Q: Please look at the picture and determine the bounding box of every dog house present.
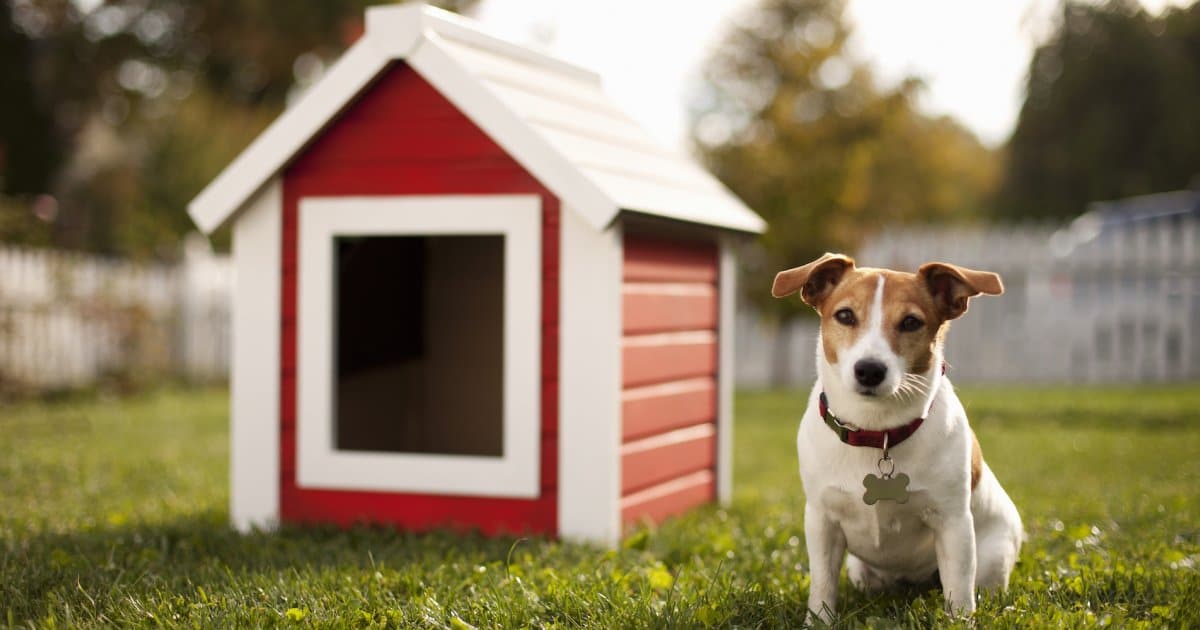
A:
[188,5,764,545]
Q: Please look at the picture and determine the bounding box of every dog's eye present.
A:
[834,308,856,326]
[898,315,924,332]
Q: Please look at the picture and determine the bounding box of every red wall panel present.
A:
[623,237,720,283]
[621,425,716,494]
[622,286,718,334]
[622,377,716,441]
[621,470,716,525]
[620,235,720,529]
[279,62,559,536]
[622,334,717,388]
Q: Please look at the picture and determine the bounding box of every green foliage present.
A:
[133,89,278,254]
[692,0,998,323]
[3,385,1199,627]
[0,196,54,247]
[2,0,477,258]
[995,1,1200,219]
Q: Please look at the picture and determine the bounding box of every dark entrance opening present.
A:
[333,234,504,456]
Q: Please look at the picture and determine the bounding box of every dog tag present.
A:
[862,472,910,505]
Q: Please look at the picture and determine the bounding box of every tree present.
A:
[691,0,997,331]
[0,1,61,195]
[994,1,1200,220]
[1,0,476,257]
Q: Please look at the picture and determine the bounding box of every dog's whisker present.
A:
[903,373,931,388]
[903,374,931,391]
[895,381,928,399]
[892,381,925,402]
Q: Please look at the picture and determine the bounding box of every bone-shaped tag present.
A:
[862,472,910,505]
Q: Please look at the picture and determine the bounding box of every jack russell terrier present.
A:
[771,253,1023,619]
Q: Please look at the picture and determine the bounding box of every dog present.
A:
[771,253,1023,619]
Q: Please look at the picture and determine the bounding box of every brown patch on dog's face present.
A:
[879,270,944,375]
[815,269,880,365]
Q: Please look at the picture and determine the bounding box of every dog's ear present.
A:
[772,253,855,308]
[918,262,1003,320]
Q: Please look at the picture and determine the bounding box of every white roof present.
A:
[188,4,764,235]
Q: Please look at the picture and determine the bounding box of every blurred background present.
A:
[0,0,1197,395]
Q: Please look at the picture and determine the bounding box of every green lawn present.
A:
[2,386,1199,627]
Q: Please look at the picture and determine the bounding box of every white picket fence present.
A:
[736,214,1200,387]
[4,214,1196,390]
[0,236,232,390]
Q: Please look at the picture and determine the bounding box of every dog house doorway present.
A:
[295,195,543,497]
[334,234,504,456]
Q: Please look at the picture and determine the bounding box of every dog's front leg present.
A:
[934,513,978,616]
[804,502,846,622]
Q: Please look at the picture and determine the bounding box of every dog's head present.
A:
[772,253,1002,400]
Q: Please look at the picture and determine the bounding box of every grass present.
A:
[2,385,1199,627]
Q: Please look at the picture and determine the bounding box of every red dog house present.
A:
[188,5,763,545]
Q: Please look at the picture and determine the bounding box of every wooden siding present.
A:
[623,284,718,334]
[622,331,717,388]
[621,234,719,528]
[622,377,716,441]
[279,62,559,535]
[620,470,716,525]
[621,424,716,494]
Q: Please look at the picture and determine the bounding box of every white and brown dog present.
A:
[772,253,1023,619]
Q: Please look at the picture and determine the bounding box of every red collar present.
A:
[817,363,944,450]
[818,392,925,449]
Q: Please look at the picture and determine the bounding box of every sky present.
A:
[471,0,1193,152]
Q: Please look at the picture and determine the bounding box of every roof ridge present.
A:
[368,4,602,86]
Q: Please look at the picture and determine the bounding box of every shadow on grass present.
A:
[6,508,833,626]
[5,509,555,611]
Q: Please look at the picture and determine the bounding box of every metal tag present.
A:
[862,472,910,505]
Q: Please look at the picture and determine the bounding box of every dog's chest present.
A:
[821,484,940,568]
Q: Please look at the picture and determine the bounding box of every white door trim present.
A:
[296,194,542,497]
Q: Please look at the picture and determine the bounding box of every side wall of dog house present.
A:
[278,61,561,534]
[620,234,719,526]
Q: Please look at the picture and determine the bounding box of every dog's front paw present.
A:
[945,593,976,617]
[806,600,837,626]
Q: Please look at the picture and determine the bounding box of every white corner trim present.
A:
[188,39,389,234]
[557,206,623,546]
[230,178,282,532]
[409,34,619,231]
[296,195,542,497]
[717,237,737,505]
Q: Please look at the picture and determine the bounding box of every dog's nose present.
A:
[854,359,887,387]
